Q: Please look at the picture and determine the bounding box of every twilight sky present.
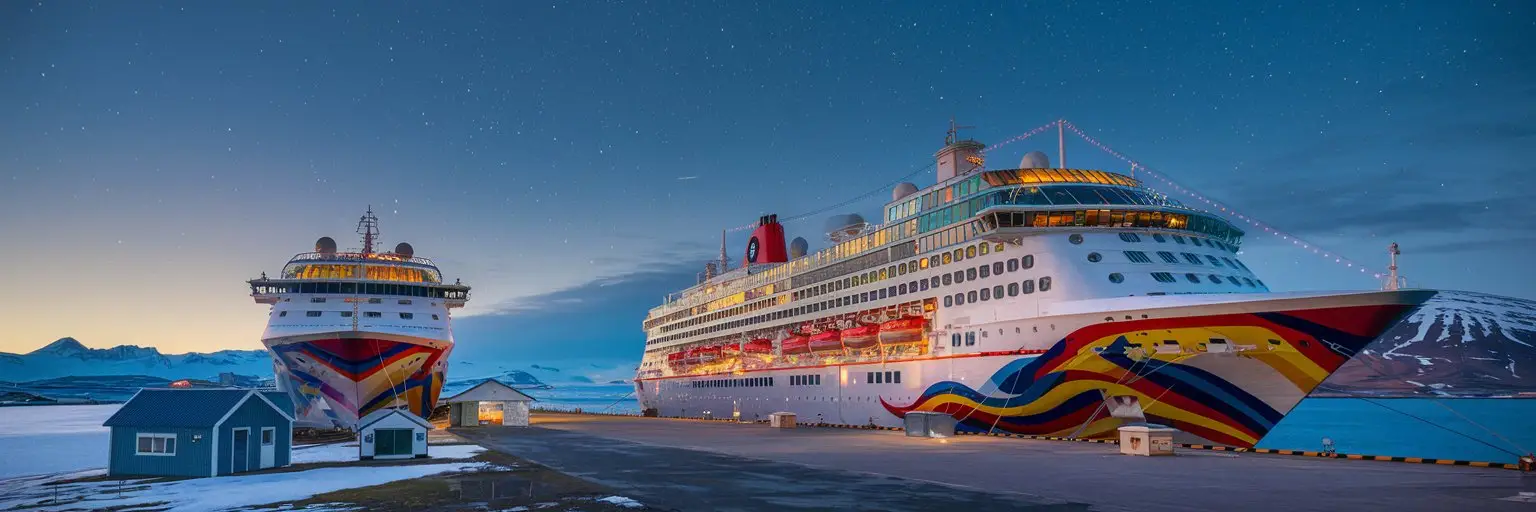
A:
[1,1,1532,361]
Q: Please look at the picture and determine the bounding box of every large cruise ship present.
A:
[635,126,1435,448]
[249,208,470,428]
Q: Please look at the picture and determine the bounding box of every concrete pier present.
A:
[456,413,1536,512]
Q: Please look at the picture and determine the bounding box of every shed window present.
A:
[261,428,275,446]
[136,433,177,455]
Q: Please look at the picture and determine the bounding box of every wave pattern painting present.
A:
[882,304,1416,447]
[269,337,448,427]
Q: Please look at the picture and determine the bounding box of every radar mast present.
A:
[357,206,380,255]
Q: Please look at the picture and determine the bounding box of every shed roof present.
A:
[104,389,291,428]
[442,379,536,403]
[358,408,433,431]
[261,391,294,417]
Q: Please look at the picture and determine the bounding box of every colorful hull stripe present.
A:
[881,303,1417,447]
[268,337,449,428]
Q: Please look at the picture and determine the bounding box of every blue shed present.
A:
[104,388,294,478]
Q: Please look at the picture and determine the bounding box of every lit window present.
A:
[955,293,965,305]
[967,245,977,259]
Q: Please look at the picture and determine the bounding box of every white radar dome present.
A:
[1020,151,1051,169]
[789,237,809,259]
[892,182,919,202]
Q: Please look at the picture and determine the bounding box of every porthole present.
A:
[1069,233,1084,245]
[1021,255,1035,269]
[1087,252,1102,263]
[943,253,953,265]
[1108,273,1124,283]
[966,246,977,258]
[953,249,964,262]
[1040,276,1053,292]
[980,243,990,255]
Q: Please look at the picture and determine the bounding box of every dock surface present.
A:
[456,413,1535,512]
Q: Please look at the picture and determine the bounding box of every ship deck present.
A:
[454,413,1535,512]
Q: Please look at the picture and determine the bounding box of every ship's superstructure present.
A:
[250,208,470,428]
[635,124,1434,448]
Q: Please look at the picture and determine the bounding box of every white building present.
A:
[443,379,537,427]
[357,408,431,460]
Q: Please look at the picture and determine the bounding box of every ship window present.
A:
[1022,279,1035,294]
[1185,273,1201,283]
[1222,257,1238,268]
[952,271,963,283]
[1151,272,1177,283]
[1007,259,1019,272]
[968,268,979,280]
[1207,255,1224,267]
[1228,276,1243,286]
[932,276,942,288]
[967,290,978,303]
[993,285,1004,298]
[880,288,890,299]
[1021,255,1035,269]
[1173,235,1187,244]
[1008,283,1019,296]
[1119,233,1142,242]
[1069,233,1084,245]
[1243,277,1256,287]
[398,299,412,305]
[1124,251,1152,264]
[305,311,322,317]
[966,245,977,259]
[955,293,965,305]
[1087,252,1102,263]
[432,314,440,320]
[992,262,1004,275]
[1153,234,1167,243]
[980,288,991,301]
[953,249,964,262]
[1183,253,1202,265]
[980,243,990,255]
[944,295,953,307]
[1158,251,1179,264]
[898,262,908,275]
[1209,274,1223,283]
[341,311,353,317]
[1109,273,1124,283]
[1040,276,1053,292]
[899,283,908,295]
[366,311,382,318]
[942,253,952,265]
[310,297,326,303]
[965,332,976,346]
[369,298,382,304]
[920,279,929,291]
[952,333,961,347]
[278,311,288,317]
[400,312,414,319]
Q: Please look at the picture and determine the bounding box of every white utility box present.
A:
[769,412,797,429]
[1118,423,1177,456]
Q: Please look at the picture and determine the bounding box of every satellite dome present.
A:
[1020,151,1051,169]
[789,237,809,259]
[315,237,337,253]
[891,182,919,202]
[824,213,867,242]
[394,242,414,258]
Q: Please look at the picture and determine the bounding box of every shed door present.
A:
[259,427,276,469]
[376,428,413,456]
[232,429,250,473]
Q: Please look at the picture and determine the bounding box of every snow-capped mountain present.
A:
[0,338,273,382]
[1319,289,1536,397]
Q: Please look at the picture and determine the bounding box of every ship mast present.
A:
[357,206,380,255]
[1384,242,1402,291]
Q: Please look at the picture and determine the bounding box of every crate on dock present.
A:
[769,412,797,429]
[1118,423,1176,456]
[904,412,956,438]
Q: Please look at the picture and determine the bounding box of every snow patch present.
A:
[288,443,484,465]
[596,495,646,508]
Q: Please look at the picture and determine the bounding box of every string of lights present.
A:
[1059,120,1386,280]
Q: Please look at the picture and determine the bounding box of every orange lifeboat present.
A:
[781,335,811,355]
[842,324,880,350]
[743,338,774,355]
[809,330,844,353]
[878,317,927,345]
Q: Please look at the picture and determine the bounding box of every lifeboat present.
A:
[743,338,774,355]
[681,346,722,365]
[809,330,845,353]
[781,335,811,355]
[842,324,880,350]
[878,317,927,345]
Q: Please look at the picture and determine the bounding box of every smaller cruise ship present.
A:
[249,208,470,429]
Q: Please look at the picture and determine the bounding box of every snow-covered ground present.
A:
[0,404,119,479]
[0,462,491,511]
[290,442,484,464]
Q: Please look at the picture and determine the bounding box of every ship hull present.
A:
[265,332,450,429]
[637,290,1432,447]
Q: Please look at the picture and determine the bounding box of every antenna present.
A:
[356,206,380,255]
[719,230,729,273]
[945,116,975,145]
